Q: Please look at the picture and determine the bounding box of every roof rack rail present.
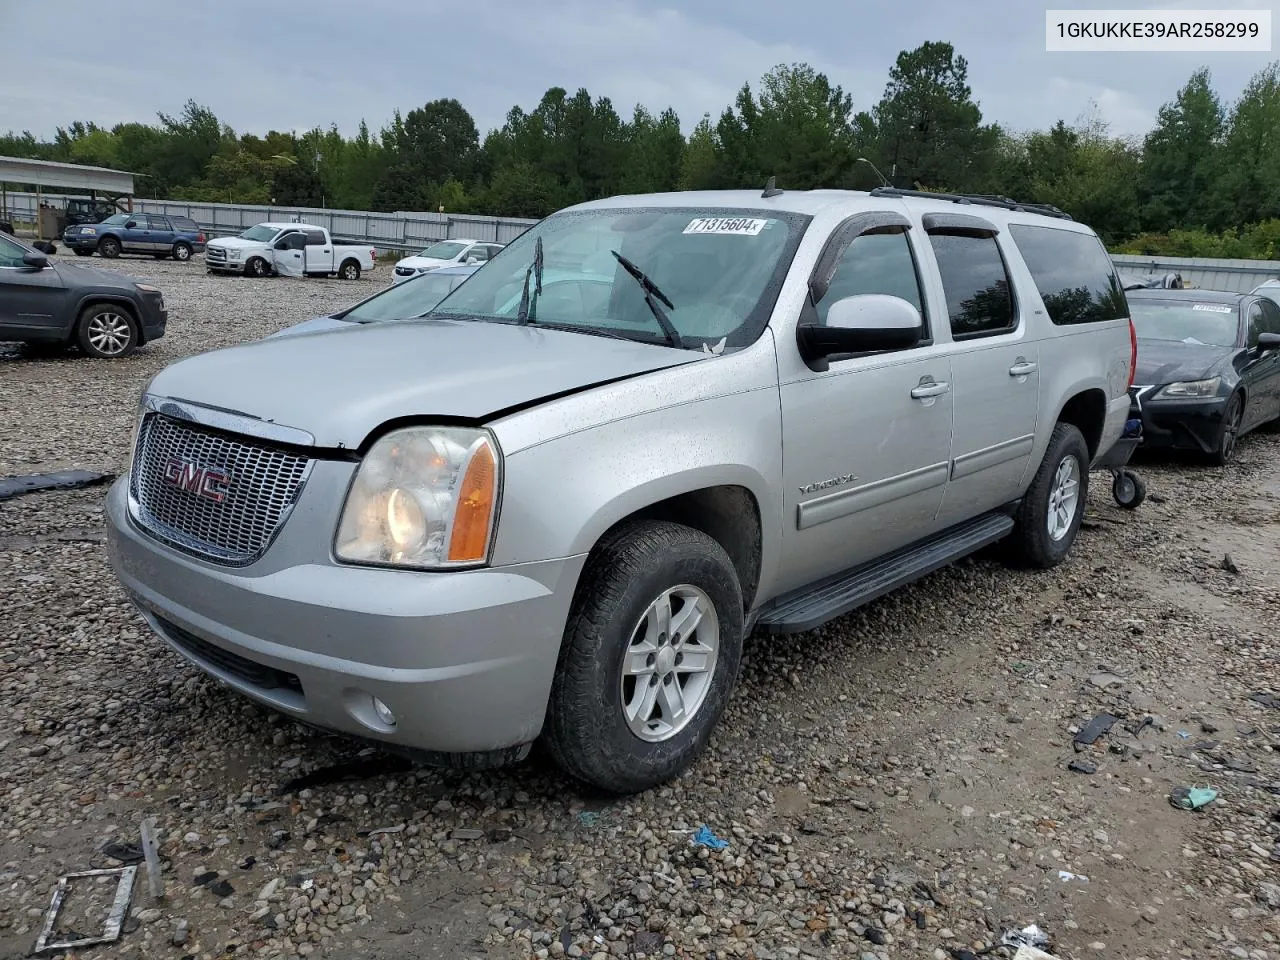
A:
[868,186,1073,221]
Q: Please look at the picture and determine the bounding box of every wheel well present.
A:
[1056,389,1107,459]
[340,257,360,270]
[594,485,763,611]
[96,233,121,245]
[76,297,142,341]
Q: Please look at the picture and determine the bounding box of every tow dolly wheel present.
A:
[1111,469,1146,510]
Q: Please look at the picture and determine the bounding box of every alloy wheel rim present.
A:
[87,312,131,356]
[619,584,720,743]
[1046,454,1081,542]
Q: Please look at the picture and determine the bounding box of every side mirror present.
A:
[1258,332,1280,351]
[22,252,48,270]
[125,220,138,229]
[797,294,923,369]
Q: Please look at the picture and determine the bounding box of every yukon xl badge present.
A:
[799,473,857,496]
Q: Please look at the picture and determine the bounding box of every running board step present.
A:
[753,512,1015,635]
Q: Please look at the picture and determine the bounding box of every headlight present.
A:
[81,227,97,235]
[1154,377,1221,399]
[335,426,501,569]
[135,283,165,309]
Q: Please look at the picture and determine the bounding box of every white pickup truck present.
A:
[205,223,377,280]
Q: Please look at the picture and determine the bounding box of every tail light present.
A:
[197,232,206,243]
[1127,317,1138,389]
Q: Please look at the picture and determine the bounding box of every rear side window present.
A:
[928,232,1015,338]
[146,215,170,230]
[816,230,926,329]
[1008,223,1128,325]
[171,217,199,232]
[304,230,327,246]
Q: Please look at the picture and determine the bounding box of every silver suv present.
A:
[105,187,1136,794]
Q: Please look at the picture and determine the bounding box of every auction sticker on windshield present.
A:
[1192,303,1234,312]
[683,217,771,236]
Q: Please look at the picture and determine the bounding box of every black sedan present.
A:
[1128,288,1280,464]
[0,232,167,358]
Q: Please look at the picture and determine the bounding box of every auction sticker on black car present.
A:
[683,217,771,236]
[1192,303,1234,312]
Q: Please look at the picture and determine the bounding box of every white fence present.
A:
[0,191,538,252]
[1112,253,1280,294]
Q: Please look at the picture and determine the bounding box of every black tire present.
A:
[172,242,193,262]
[1112,469,1146,510]
[1008,422,1090,569]
[97,236,121,259]
[543,521,744,795]
[75,303,138,359]
[1209,393,1243,466]
[338,259,361,280]
[245,256,270,278]
[74,248,93,257]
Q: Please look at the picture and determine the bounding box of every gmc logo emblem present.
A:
[162,459,231,503]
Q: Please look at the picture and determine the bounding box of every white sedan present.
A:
[392,238,504,283]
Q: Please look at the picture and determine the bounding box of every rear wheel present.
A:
[97,236,121,259]
[76,303,138,359]
[1209,393,1243,465]
[338,259,361,280]
[245,256,269,278]
[172,241,193,261]
[1008,422,1090,569]
[543,521,744,795]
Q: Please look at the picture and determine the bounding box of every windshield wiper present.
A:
[516,236,544,324]
[610,251,683,348]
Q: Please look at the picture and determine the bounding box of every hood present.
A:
[397,256,449,269]
[207,236,262,250]
[50,260,141,290]
[266,315,353,339]
[1134,338,1235,385]
[146,318,701,448]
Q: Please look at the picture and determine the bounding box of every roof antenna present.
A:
[761,176,784,199]
[856,157,890,187]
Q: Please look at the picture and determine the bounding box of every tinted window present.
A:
[1259,298,1280,335]
[816,230,925,332]
[278,232,306,251]
[304,230,327,246]
[1247,302,1265,346]
[171,217,199,232]
[465,246,490,262]
[1008,223,1128,325]
[146,215,170,230]
[928,232,1015,338]
[0,234,28,267]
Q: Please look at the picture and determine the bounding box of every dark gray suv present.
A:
[0,233,167,358]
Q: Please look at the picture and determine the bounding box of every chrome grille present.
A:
[206,247,229,265]
[130,414,312,565]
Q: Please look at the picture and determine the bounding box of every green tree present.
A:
[1212,61,1280,228]
[1139,68,1225,231]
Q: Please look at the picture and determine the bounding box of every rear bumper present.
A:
[103,475,585,754]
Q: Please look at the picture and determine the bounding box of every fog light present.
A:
[371,697,396,727]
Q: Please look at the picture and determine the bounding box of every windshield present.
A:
[429,207,809,349]
[1130,299,1240,347]
[240,224,281,242]
[342,271,471,323]
[419,240,467,260]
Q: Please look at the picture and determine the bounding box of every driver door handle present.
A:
[1009,361,1038,377]
[911,380,951,400]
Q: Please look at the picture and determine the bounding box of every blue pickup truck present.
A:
[63,213,207,262]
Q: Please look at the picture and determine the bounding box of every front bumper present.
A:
[62,233,99,251]
[1129,387,1227,453]
[104,473,585,755]
[138,296,167,342]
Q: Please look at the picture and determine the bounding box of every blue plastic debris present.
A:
[692,826,729,850]
[577,811,600,827]
[1177,731,1191,739]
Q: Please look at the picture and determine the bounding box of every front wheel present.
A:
[1209,393,1243,466]
[338,259,361,280]
[97,236,121,259]
[245,256,270,278]
[1007,422,1090,569]
[76,303,138,358]
[543,521,744,795]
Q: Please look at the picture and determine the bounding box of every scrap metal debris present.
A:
[0,470,115,501]
[140,817,164,901]
[276,754,414,794]
[33,866,137,954]
[1073,712,1118,748]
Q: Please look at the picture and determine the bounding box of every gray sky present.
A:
[3,0,1275,143]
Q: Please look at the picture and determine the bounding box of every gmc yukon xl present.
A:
[105,187,1136,794]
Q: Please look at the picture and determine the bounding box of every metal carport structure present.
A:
[0,156,138,240]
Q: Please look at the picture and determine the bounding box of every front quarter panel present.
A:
[488,336,784,584]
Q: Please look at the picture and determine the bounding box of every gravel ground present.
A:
[1,255,1278,960]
